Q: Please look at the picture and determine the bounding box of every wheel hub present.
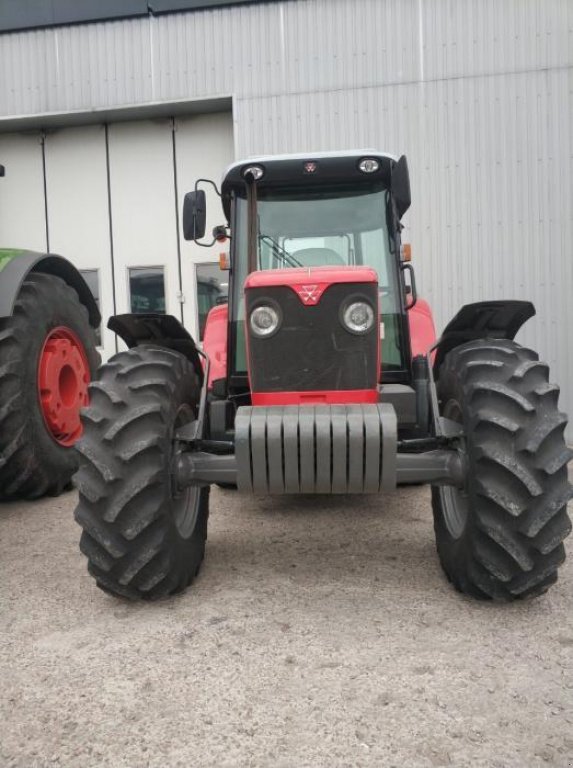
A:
[171,404,201,538]
[440,398,469,539]
[38,326,90,446]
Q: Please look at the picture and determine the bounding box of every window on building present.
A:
[129,267,166,314]
[80,268,102,345]
[196,262,228,340]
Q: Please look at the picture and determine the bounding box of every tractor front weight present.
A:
[174,403,466,494]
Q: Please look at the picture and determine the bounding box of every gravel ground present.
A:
[1,483,572,768]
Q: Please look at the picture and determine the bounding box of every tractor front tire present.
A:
[432,338,572,600]
[74,346,209,600]
[0,272,100,500]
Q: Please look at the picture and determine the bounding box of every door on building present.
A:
[0,111,234,361]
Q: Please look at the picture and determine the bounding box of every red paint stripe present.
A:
[251,389,379,406]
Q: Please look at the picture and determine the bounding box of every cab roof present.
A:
[222,149,398,180]
[220,150,401,220]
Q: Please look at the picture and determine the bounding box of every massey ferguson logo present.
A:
[300,285,320,302]
[294,284,326,305]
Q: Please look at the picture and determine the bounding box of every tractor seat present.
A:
[291,247,345,267]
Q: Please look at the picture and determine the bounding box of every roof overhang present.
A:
[0,1,275,34]
[0,96,232,134]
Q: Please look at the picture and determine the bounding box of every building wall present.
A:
[0,114,234,359]
[0,0,571,437]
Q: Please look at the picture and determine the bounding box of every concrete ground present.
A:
[0,485,572,768]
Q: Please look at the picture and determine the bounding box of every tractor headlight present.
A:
[250,304,281,337]
[341,300,375,334]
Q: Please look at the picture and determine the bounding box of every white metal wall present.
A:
[0,0,571,436]
[1,1,570,118]
[108,119,180,333]
[44,125,114,351]
[0,134,46,251]
[0,113,234,360]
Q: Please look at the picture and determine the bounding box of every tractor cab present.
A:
[184,151,418,408]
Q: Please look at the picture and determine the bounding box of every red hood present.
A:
[244,265,378,289]
[244,266,378,306]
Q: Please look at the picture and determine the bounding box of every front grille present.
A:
[246,282,378,392]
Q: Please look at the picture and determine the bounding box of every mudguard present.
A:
[0,249,101,327]
[408,298,437,357]
[202,303,228,387]
[433,300,535,374]
[108,313,203,384]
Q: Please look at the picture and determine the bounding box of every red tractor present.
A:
[74,151,572,601]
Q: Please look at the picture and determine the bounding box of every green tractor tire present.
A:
[0,271,100,500]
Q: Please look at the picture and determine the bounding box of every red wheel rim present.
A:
[38,326,90,447]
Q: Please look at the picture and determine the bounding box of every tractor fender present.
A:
[408,297,437,357]
[0,249,101,328]
[203,303,228,388]
[433,300,535,375]
[107,313,204,384]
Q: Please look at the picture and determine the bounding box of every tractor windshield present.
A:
[231,182,408,377]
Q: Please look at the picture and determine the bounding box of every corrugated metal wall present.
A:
[1,0,572,437]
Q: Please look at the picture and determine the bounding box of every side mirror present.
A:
[183,190,206,241]
[392,155,411,219]
[0,165,5,177]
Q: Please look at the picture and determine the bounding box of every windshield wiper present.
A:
[259,234,303,268]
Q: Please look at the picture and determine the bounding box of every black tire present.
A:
[432,338,572,600]
[74,345,209,600]
[0,272,100,500]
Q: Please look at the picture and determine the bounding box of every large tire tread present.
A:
[433,338,572,601]
[74,346,209,601]
[0,272,99,500]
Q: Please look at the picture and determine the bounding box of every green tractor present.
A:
[0,163,101,500]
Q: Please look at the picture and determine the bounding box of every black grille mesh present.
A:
[246,282,378,392]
